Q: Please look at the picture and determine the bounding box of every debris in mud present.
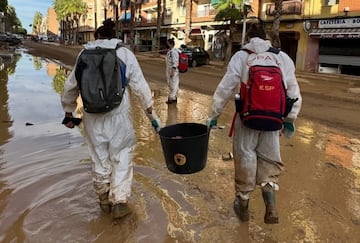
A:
[324,161,340,168]
[222,152,233,161]
[351,217,360,225]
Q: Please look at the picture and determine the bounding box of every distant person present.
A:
[206,23,302,224]
[61,19,161,220]
[165,38,179,104]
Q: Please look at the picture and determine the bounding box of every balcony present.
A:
[265,0,302,16]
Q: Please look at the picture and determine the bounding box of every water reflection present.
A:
[0,53,24,143]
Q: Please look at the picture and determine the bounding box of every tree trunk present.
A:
[224,20,236,65]
[272,0,283,35]
[130,0,136,52]
[155,0,161,51]
[185,0,192,44]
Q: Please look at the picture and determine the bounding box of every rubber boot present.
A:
[112,203,132,219]
[262,184,279,224]
[99,193,111,214]
[233,196,249,222]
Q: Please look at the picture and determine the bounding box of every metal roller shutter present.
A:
[319,55,360,66]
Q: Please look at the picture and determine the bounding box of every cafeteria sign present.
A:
[319,17,360,28]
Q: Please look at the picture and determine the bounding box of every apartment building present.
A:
[261,0,360,75]
[305,0,360,75]
[53,0,360,75]
[115,0,260,57]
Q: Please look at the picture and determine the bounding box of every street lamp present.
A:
[241,0,253,46]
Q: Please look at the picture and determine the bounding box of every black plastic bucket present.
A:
[159,123,210,174]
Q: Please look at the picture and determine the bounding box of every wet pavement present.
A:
[0,48,359,242]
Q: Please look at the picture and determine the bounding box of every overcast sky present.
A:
[8,0,53,33]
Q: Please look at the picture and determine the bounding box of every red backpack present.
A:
[178,52,188,73]
[238,48,286,131]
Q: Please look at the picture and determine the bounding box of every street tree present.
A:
[212,0,247,64]
[53,0,87,44]
[5,5,22,33]
[271,0,283,47]
[184,0,192,44]
[155,0,161,51]
[0,0,8,13]
[32,11,42,35]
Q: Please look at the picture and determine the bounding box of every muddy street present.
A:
[0,44,359,242]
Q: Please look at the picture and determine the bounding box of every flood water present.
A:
[0,48,360,242]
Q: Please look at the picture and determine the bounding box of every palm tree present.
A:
[53,0,87,44]
[155,0,161,51]
[212,0,246,64]
[33,11,43,35]
[184,0,192,44]
[272,0,283,47]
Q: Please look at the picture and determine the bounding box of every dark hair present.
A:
[167,38,175,46]
[266,30,281,48]
[94,19,116,39]
[246,23,267,40]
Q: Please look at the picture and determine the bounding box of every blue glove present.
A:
[206,118,217,129]
[151,119,161,133]
[146,110,161,133]
[282,122,295,138]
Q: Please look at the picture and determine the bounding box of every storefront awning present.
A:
[309,28,360,39]
[177,27,204,36]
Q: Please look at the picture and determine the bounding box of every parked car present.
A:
[0,32,21,45]
[179,45,210,67]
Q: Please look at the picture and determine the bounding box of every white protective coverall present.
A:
[61,38,154,204]
[209,37,302,199]
[165,47,180,101]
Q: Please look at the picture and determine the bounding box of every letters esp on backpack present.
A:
[75,44,127,113]
[237,47,288,131]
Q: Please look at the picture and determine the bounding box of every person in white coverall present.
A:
[207,23,302,224]
[165,38,179,104]
[61,19,161,220]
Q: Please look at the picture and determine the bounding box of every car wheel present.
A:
[191,60,197,67]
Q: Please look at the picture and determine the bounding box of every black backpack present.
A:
[75,44,127,113]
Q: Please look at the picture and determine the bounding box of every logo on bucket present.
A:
[174,153,186,166]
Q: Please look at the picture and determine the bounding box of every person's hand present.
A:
[151,119,161,133]
[170,68,175,77]
[282,122,295,138]
[146,109,162,133]
[206,118,217,129]
[62,113,75,129]
[63,119,75,129]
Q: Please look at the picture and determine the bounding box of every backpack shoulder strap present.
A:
[112,43,127,89]
[267,47,280,54]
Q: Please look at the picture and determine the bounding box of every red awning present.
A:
[309,28,360,39]
[178,27,203,36]
[190,27,202,36]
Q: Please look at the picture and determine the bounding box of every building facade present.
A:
[261,0,360,75]
[50,0,360,74]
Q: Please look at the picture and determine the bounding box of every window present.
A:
[324,0,339,6]
[198,4,210,17]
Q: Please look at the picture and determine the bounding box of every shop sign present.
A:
[320,33,360,39]
[319,18,360,28]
